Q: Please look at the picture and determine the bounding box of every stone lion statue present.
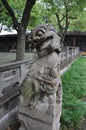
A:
[20,24,62,115]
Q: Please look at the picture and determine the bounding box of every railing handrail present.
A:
[0,59,35,72]
[0,46,79,71]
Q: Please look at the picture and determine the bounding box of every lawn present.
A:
[61,56,86,130]
[0,52,33,64]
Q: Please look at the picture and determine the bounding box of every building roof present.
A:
[66,31,86,36]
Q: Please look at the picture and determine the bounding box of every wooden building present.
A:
[0,34,17,52]
[0,34,29,52]
[0,31,86,52]
[64,31,86,51]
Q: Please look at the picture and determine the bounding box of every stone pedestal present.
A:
[18,102,61,130]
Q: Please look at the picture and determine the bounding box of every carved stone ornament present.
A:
[18,24,62,130]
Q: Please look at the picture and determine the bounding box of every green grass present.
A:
[0,52,33,64]
[61,57,86,130]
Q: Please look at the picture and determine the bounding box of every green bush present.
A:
[61,57,86,130]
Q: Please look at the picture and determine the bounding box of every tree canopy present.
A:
[1,0,86,32]
[41,0,86,45]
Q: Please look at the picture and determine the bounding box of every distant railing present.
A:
[60,46,79,68]
[0,46,80,130]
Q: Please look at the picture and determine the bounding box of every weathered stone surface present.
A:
[18,24,62,130]
[18,103,61,130]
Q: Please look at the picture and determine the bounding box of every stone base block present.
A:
[18,105,61,130]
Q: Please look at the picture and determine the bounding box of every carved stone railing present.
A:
[60,46,79,68]
[0,59,35,130]
[0,60,34,95]
[0,46,80,130]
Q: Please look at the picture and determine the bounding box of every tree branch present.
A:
[60,14,65,22]
[55,13,62,30]
[68,16,77,19]
[21,0,36,28]
[1,0,18,29]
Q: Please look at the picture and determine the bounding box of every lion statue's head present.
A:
[27,24,61,55]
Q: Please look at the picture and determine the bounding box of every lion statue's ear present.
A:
[42,30,61,53]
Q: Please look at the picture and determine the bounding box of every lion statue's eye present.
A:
[27,35,33,42]
[36,30,43,36]
[36,28,46,36]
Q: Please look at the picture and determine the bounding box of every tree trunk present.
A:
[16,26,26,61]
[0,24,3,32]
[60,32,65,48]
